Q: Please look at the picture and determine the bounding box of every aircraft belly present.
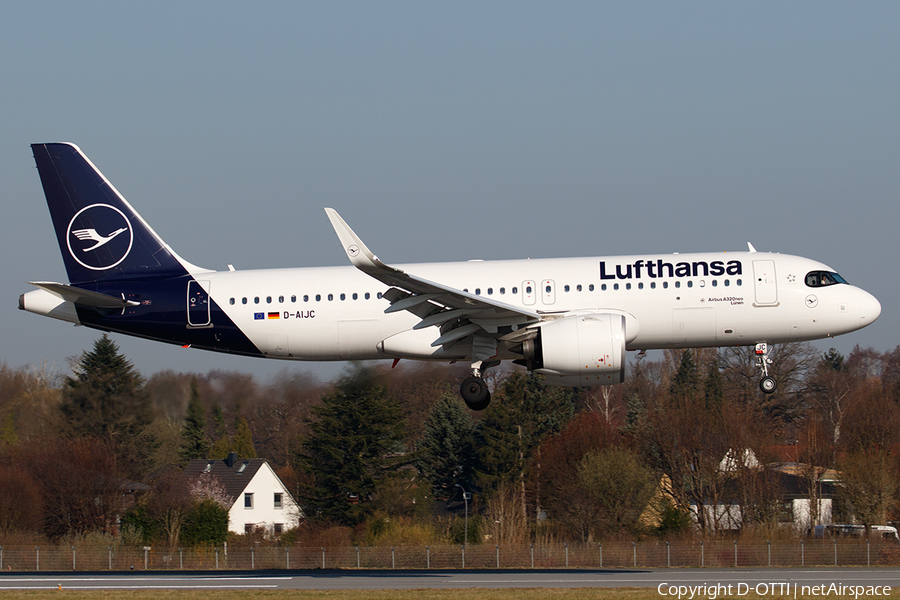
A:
[337,319,383,359]
[284,320,340,359]
[673,307,716,345]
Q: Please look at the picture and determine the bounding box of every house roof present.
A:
[182,453,268,505]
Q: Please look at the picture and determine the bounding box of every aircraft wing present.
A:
[325,208,541,347]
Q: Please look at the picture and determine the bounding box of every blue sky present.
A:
[2,2,898,383]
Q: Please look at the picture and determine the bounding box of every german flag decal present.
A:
[268,312,280,319]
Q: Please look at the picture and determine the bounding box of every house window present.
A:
[244,493,253,509]
[274,523,283,535]
[244,524,253,534]
[274,493,283,509]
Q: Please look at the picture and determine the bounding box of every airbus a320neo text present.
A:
[20,143,881,410]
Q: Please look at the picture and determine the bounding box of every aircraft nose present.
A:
[858,289,882,324]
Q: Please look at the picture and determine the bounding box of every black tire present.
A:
[461,376,491,411]
[759,376,777,394]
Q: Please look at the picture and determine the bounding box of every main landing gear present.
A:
[460,355,499,411]
[460,375,491,411]
[459,335,498,411]
[755,343,777,394]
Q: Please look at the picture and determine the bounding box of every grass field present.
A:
[1,589,898,599]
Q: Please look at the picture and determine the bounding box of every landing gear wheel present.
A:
[461,376,491,411]
[759,376,777,394]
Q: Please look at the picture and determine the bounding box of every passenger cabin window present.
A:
[806,271,847,288]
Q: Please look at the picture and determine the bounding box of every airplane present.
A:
[20,143,882,410]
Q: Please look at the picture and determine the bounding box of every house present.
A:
[687,464,837,533]
[182,452,302,536]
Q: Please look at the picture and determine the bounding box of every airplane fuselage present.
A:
[23,251,880,362]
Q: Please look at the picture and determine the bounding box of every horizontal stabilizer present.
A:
[28,282,139,308]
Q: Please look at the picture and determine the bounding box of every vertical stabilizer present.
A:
[31,143,192,284]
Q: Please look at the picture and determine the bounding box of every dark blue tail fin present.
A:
[31,143,191,284]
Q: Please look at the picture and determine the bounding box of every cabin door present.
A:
[187,280,211,327]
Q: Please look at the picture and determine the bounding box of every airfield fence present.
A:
[1,540,899,571]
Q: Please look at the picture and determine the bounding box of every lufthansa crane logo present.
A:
[66,204,133,270]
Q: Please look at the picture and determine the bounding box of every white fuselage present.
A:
[202,251,880,361]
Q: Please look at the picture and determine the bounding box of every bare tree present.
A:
[837,380,900,532]
[485,482,529,545]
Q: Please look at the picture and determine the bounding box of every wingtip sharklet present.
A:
[324,207,393,273]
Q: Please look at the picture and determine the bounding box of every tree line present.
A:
[1,335,899,547]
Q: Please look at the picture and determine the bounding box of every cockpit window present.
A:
[805,271,848,287]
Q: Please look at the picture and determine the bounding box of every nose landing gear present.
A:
[755,343,777,394]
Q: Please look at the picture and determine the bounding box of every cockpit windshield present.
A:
[805,271,848,287]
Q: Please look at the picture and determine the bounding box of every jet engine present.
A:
[521,313,626,386]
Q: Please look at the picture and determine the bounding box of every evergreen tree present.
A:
[179,377,210,464]
[180,499,229,546]
[669,349,700,407]
[821,347,846,372]
[623,392,646,437]
[296,369,407,525]
[704,359,724,411]
[475,372,575,490]
[210,404,231,458]
[416,391,477,497]
[61,335,154,474]
[232,416,257,458]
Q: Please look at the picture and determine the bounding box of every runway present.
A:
[1,568,898,591]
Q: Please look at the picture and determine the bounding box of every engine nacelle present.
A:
[523,313,626,386]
